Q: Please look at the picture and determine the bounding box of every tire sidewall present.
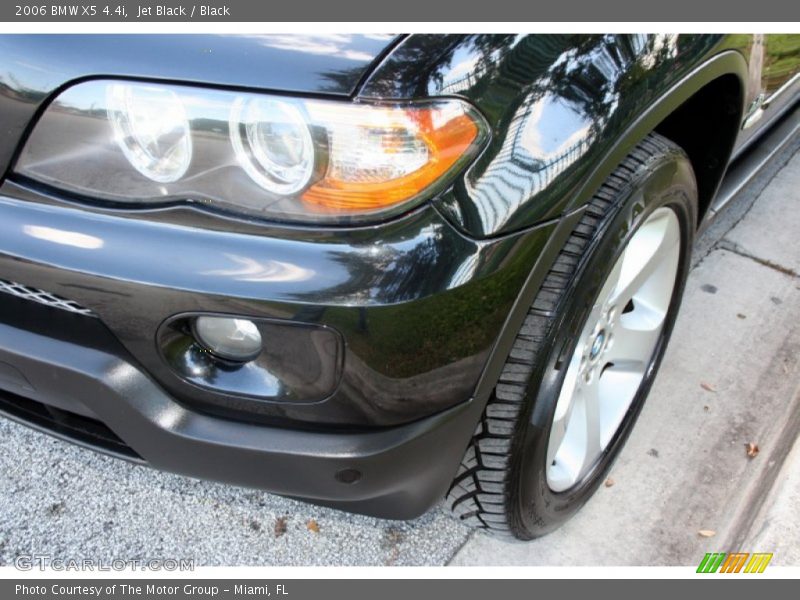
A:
[510,147,698,539]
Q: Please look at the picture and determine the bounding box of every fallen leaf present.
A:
[701,382,717,393]
[736,313,747,319]
[746,442,760,458]
[274,516,287,538]
[604,477,615,488]
[698,529,716,538]
[306,519,320,533]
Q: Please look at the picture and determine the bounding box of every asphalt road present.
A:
[0,142,798,567]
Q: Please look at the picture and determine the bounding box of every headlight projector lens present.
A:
[230,97,315,195]
[107,84,192,183]
[193,316,263,362]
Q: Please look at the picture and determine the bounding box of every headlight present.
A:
[15,80,488,224]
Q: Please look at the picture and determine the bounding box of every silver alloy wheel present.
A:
[546,207,681,492]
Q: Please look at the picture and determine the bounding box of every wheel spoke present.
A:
[547,351,582,466]
[547,411,569,470]
[579,377,603,473]
[608,211,680,309]
[597,250,625,307]
[606,308,663,366]
[597,367,644,447]
[548,393,586,490]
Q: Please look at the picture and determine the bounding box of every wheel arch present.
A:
[566,50,748,226]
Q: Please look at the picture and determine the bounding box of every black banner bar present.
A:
[3,579,799,600]
[0,0,798,22]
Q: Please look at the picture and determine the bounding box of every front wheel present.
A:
[446,133,697,540]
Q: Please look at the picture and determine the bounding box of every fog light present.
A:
[193,316,263,362]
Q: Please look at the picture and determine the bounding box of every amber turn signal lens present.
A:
[301,103,483,213]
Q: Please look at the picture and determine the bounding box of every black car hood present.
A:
[0,34,400,96]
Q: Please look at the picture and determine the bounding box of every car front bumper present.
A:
[0,315,485,519]
[0,182,562,517]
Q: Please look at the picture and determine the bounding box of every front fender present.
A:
[360,34,747,238]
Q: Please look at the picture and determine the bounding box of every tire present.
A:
[446,133,698,540]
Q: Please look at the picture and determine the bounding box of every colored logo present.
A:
[697,552,773,573]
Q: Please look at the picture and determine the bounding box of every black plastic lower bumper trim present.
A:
[0,319,479,519]
[0,388,144,463]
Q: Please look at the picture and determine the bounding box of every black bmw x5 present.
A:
[0,34,797,540]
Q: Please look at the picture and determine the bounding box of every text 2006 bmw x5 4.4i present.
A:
[0,34,798,540]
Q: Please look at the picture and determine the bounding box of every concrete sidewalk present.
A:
[451,146,800,566]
